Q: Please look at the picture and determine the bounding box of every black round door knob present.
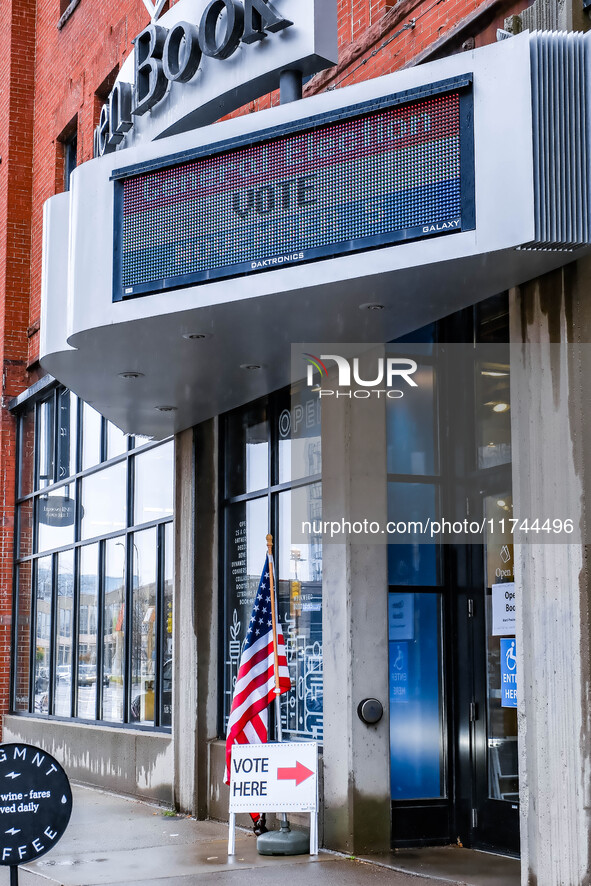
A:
[357,698,384,724]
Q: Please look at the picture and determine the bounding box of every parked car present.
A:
[78,664,96,687]
[57,664,71,683]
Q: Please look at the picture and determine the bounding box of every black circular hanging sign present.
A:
[0,744,72,865]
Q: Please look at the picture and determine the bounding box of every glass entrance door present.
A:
[389,540,519,855]
[388,294,519,854]
[469,492,519,854]
[389,589,449,844]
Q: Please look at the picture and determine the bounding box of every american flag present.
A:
[225,555,291,783]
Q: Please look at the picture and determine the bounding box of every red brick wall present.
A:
[28,0,152,367]
[0,0,40,735]
[27,0,188,368]
[0,0,533,731]
[223,0,531,114]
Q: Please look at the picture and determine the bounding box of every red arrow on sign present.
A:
[277,761,314,786]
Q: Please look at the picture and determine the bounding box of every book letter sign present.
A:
[0,743,72,879]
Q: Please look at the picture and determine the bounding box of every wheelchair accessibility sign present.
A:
[390,642,409,703]
[500,638,517,708]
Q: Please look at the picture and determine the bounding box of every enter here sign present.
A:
[229,742,318,813]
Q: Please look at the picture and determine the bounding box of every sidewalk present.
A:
[0,786,520,886]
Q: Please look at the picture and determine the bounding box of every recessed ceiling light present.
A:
[182,332,210,340]
[497,499,506,507]
[155,405,177,412]
[118,371,144,379]
[493,402,510,412]
[481,369,508,377]
[359,302,385,311]
[240,363,263,371]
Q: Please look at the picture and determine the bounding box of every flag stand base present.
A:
[257,819,310,856]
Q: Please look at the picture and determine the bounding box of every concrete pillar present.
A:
[516,0,590,32]
[561,0,590,33]
[321,359,391,853]
[194,418,219,820]
[509,260,591,886]
[173,427,198,814]
[172,420,219,818]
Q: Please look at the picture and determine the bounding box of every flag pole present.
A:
[266,533,283,742]
[258,535,307,855]
[265,537,289,840]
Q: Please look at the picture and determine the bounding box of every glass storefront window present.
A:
[103,538,126,723]
[476,358,511,470]
[387,482,439,586]
[81,402,102,470]
[386,363,437,476]
[225,402,269,497]
[389,592,445,800]
[18,409,35,497]
[14,563,32,712]
[278,386,321,485]
[223,496,268,724]
[55,550,74,717]
[130,528,157,725]
[161,523,173,727]
[77,544,99,719]
[36,399,54,489]
[222,391,322,744]
[133,442,174,525]
[12,384,173,728]
[278,488,323,740]
[57,390,77,481]
[33,557,52,714]
[106,421,128,460]
[36,485,76,553]
[81,462,126,540]
[386,337,440,590]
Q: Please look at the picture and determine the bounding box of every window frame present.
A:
[63,132,77,191]
[218,387,322,742]
[10,383,174,732]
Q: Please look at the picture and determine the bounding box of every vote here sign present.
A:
[229,742,317,813]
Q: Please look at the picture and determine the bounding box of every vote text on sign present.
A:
[229,741,317,813]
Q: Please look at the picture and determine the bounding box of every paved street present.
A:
[0,786,519,886]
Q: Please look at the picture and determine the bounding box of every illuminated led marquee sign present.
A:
[113,77,474,300]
